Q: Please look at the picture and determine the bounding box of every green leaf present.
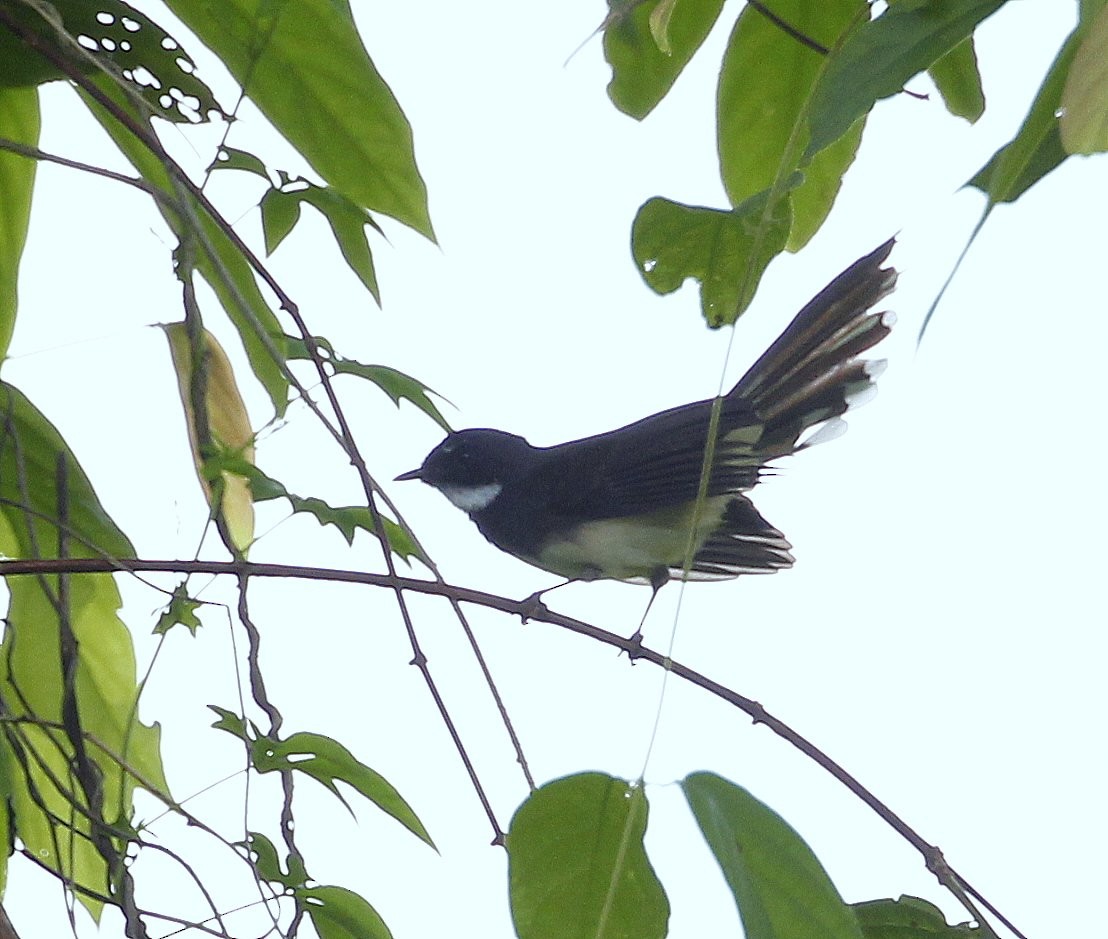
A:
[808,0,1006,156]
[0,87,39,359]
[508,773,668,939]
[245,831,309,889]
[285,335,452,431]
[853,896,980,937]
[153,582,203,636]
[967,20,1085,203]
[684,772,863,939]
[80,75,291,415]
[1060,2,1108,154]
[295,183,382,303]
[164,0,434,238]
[631,192,791,327]
[211,145,272,179]
[927,38,985,123]
[0,385,166,920]
[251,731,434,848]
[786,115,865,251]
[0,0,224,122]
[238,461,425,560]
[297,885,392,939]
[604,0,725,119]
[260,188,303,255]
[208,704,255,744]
[717,0,863,208]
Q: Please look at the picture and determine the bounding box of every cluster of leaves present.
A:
[0,0,1103,937]
[607,0,1108,327]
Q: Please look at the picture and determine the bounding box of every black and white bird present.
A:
[398,240,897,602]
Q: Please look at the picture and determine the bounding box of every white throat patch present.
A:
[439,482,502,513]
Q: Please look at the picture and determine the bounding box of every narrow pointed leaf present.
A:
[285,336,451,431]
[0,87,38,359]
[251,731,434,848]
[967,21,1085,203]
[684,772,863,939]
[808,0,1006,156]
[508,772,668,939]
[927,38,985,123]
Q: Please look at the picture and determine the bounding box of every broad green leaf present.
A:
[285,335,451,431]
[1060,2,1108,154]
[717,0,862,207]
[297,885,392,939]
[631,192,791,327]
[808,0,1006,156]
[0,736,9,894]
[853,896,979,937]
[0,87,38,359]
[164,323,256,555]
[927,38,986,123]
[508,773,668,939]
[252,732,434,848]
[684,773,863,939]
[0,0,223,122]
[967,20,1086,203]
[164,0,433,238]
[604,0,725,119]
[80,75,290,415]
[0,382,167,919]
[786,116,864,251]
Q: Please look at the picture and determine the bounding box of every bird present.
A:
[397,239,897,608]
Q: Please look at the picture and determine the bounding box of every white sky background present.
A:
[3,1,1106,937]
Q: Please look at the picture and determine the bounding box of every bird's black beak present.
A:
[395,468,423,482]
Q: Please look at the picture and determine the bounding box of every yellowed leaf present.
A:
[1060,4,1108,154]
[164,323,255,554]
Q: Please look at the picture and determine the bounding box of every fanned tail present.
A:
[730,238,898,461]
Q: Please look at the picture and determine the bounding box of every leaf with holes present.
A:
[0,0,223,122]
[632,192,791,327]
[297,885,392,939]
[251,732,435,848]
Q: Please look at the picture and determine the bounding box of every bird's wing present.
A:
[531,394,766,521]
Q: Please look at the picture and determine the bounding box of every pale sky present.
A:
[4,2,1105,938]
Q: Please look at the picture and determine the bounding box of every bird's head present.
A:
[396,428,532,513]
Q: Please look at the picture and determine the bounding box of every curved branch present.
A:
[0,555,1024,937]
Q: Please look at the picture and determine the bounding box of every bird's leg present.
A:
[627,566,670,648]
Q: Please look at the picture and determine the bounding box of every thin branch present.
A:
[746,1,830,55]
[0,555,1026,938]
